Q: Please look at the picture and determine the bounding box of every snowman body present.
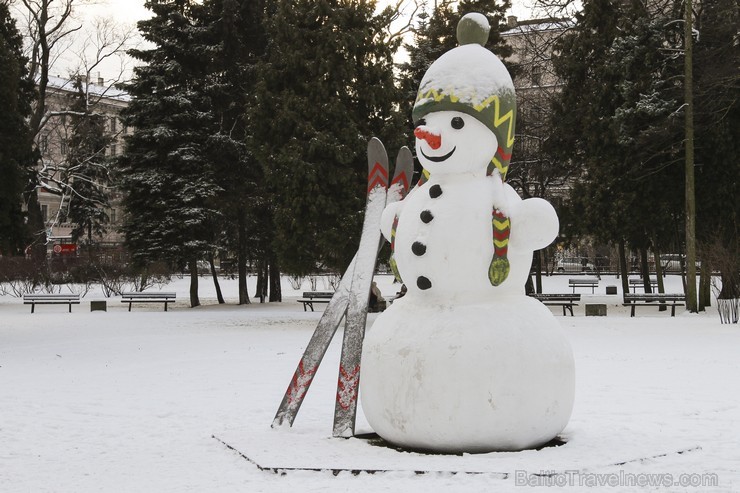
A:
[392,173,498,302]
[360,110,575,453]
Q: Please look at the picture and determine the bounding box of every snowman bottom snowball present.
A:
[360,296,575,453]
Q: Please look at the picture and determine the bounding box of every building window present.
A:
[110,208,117,223]
[41,204,48,222]
[110,116,117,132]
[110,143,117,156]
[40,135,48,153]
[60,141,68,156]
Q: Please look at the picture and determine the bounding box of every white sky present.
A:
[80,0,538,24]
[35,0,541,82]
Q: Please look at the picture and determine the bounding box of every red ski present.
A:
[272,139,412,431]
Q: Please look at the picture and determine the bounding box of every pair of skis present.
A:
[272,138,413,437]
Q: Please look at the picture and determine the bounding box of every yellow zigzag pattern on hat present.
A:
[474,95,515,149]
[415,90,515,149]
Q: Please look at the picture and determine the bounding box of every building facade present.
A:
[35,75,129,258]
[502,16,573,200]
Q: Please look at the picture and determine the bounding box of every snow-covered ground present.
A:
[1,274,738,492]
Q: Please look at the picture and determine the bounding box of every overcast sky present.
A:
[40,0,539,82]
[81,0,537,23]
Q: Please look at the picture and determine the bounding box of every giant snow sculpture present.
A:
[360,13,575,453]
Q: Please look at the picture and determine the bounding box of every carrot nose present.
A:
[414,127,441,150]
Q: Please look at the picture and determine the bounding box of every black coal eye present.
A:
[416,118,426,127]
[451,117,465,129]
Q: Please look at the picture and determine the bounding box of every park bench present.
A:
[530,293,581,316]
[23,293,81,313]
[629,279,659,293]
[623,293,685,317]
[568,278,599,294]
[121,292,177,312]
[297,291,334,312]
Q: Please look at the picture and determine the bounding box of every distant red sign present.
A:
[53,244,77,255]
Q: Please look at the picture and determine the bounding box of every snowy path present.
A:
[1,276,738,492]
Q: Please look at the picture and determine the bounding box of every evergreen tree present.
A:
[548,0,625,243]
[693,0,740,299]
[609,8,685,252]
[0,2,36,256]
[547,0,686,288]
[62,79,112,248]
[250,0,404,275]
[118,0,222,306]
[197,0,270,303]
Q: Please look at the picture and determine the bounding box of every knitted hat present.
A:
[412,13,516,180]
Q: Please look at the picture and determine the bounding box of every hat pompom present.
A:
[457,13,490,46]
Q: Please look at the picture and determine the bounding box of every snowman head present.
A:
[412,13,516,180]
[414,111,498,176]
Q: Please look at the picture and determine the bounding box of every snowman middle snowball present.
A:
[379,110,508,302]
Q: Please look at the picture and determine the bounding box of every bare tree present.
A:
[12,0,136,246]
[13,0,86,138]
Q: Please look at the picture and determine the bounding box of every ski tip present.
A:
[397,146,413,165]
[368,137,389,193]
[367,137,387,157]
[390,147,414,196]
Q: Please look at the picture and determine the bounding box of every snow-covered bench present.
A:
[121,292,176,312]
[623,293,685,317]
[23,293,80,313]
[297,291,334,312]
[568,278,599,294]
[628,278,659,293]
[530,293,581,316]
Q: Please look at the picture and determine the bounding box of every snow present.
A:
[362,295,575,452]
[1,274,739,492]
[464,12,490,31]
[366,107,570,452]
[414,43,514,109]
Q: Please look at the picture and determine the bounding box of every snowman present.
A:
[360,13,575,453]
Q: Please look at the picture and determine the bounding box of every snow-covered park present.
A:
[1,274,738,492]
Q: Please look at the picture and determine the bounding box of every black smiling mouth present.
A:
[420,146,456,163]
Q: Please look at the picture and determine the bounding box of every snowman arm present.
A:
[507,197,559,251]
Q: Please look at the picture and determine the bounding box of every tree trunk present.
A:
[653,245,665,294]
[237,208,250,304]
[618,240,629,295]
[640,247,652,294]
[698,257,711,311]
[254,258,267,303]
[269,257,282,302]
[534,250,543,294]
[525,275,534,295]
[684,0,698,313]
[209,255,224,304]
[188,258,200,308]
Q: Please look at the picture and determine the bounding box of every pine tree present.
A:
[250,0,404,276]
[63,79,112,249]
[693,0,740,300]
[0,2,36,256]
[118,0,222,306]
[548,0,641,289]
[196,0,271,303]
